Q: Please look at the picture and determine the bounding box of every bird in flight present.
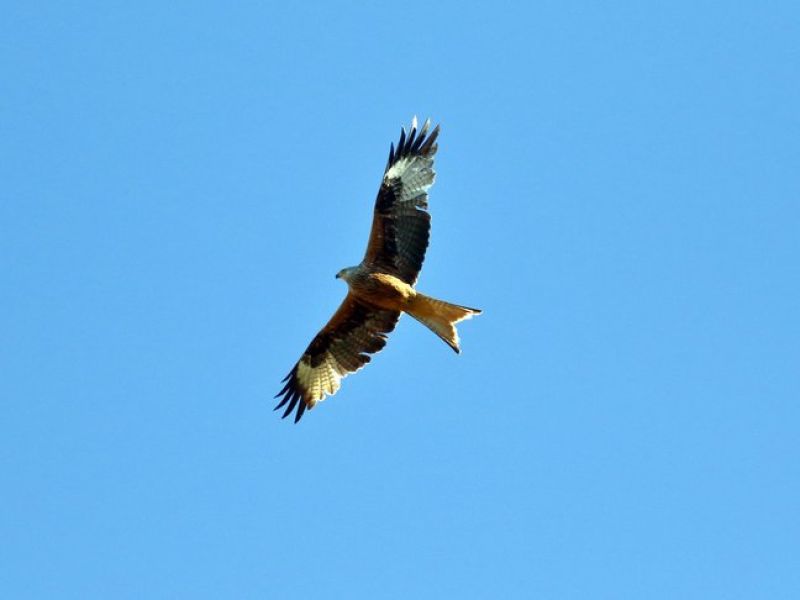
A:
[275,117,481,422]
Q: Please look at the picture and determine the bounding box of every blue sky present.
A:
[2,2,798,598]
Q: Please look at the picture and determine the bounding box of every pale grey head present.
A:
[335,266,359,282]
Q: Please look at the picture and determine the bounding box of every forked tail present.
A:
[406,293,482,353]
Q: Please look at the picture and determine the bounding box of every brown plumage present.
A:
[275,117,481,422]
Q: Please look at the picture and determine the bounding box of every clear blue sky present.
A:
[2,2,798,598]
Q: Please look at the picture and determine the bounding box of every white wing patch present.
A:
[385,155,436,205]
[384,156,436,221]
[296,358,342,407]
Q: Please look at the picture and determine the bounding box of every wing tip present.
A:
[385,116,440,172]
[274,366,310,423]
[294,398,308,423]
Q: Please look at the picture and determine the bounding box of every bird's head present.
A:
[335,266,356,282]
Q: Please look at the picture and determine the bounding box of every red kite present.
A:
[275,118,481,422]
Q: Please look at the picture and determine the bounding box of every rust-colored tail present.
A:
[406,293,482,353]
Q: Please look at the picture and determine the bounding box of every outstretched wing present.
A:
[364,117,440,285]
[275,294,401,422]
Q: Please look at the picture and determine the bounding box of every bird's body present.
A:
[337,267,414,311]
[338,265,478,351]
[275,117,481,422]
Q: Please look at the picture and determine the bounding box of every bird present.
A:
[275,117,481,422]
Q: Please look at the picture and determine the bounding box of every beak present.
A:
[335,273,340,279]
